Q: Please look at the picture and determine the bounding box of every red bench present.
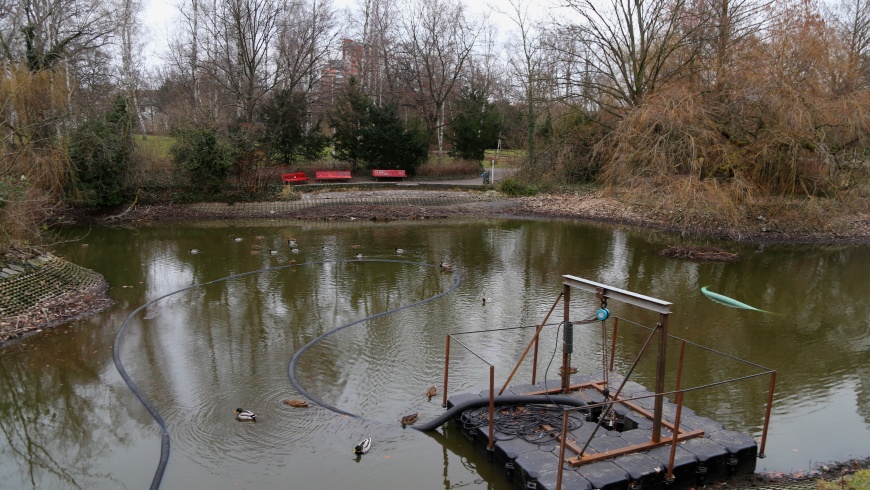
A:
[315,170,352,181]
[372,169,407,181]
[282,172,310,184]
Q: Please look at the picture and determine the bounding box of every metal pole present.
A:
[759,371,776,457]
[556,409,570,490]
[609,317,619,372]
[667,390,685,482]
[652,314,670,442]
[488,365,495,451]
[500,292,563,394]
[442,335,451,407]
[562,284,571,393]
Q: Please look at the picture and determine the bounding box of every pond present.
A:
[1,217,868,489]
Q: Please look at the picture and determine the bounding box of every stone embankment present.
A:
[0,249,111,345]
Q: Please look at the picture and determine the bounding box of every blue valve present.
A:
[596,308,610,321]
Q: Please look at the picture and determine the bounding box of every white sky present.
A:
[140,0,556,69]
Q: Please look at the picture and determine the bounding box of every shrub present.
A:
[498,177,538,196]
[171,127,234,194]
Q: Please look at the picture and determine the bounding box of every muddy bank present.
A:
[111,189,870,245]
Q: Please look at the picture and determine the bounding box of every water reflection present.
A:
[0,219,868,488]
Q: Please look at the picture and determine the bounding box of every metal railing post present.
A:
[759,370,776,457]
[442,335,451,407]
[488,365,495,451]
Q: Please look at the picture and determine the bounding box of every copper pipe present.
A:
[675,340,686,392]
[500,292,563,394]
[556,409,570,490]
[562,284,572,393]
[488,365,495,451]
[609,317,619,372]
[442,335,451,407]
[759,370,776,457]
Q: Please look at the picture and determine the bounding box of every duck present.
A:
[269,250,278,255]
[283,399,309,408]
[401,413,419,427]
[291,248,300,254]
[426,385,437,399]
[287,239,297,247]
[289,259,297,265]
[439,262,453,272]
[354,437,371,455]
[188,248,200,254]
[234,408,257,421]
[395,248,405,254]
[355,253,363,259]
[234,237,243,242]
[482,297,491,305]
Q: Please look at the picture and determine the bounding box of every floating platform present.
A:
[446,372,757,490]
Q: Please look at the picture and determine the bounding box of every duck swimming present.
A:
[426,385,437,399]
[188,248,200,254]
[234,408,257,421]
[354,437,371,455]
[401,413,419,427]
[283,399,309,408]
[439,262,453,272]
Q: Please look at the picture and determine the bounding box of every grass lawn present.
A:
[135,134,175,159]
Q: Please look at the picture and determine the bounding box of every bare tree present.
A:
[276,0,339,94]
[203,0,282,123]
[114,0,148,136]
[503,0,548,167]
[347,0,398,104]
[392,0,479,161]
[561,0,706,109]
[828,0,870,92]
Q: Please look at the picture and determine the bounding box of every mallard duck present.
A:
[287,239,297,247]
[426,385,437,399]
[439,262,453,272]
[355,253,363,259]
[482,297,491,305]
[283,399,309,408]
[188,248,200,254]
[289,259,297,265]
[401,413,419,427]
[291,248,300,254]
[269,250,278,255]
[234,237,243,242]
[395,248,405,254]
[234,408,257,421]
[354,437,371,455]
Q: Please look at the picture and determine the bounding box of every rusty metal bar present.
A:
[568,429,704,465]
[488,365,495,451]
[652,314,670,443]
[609,317,619,372]
[759,370,777,457]
[442,335,451,407]
[577,326,660,457]
[667,391,685,481]
[500,292,563,394]
[556,411,569,490]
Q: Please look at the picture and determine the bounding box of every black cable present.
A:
[288,262,461,416]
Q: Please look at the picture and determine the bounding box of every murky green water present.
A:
[1,218,868,489]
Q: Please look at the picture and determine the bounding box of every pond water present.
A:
[1,217,868,489]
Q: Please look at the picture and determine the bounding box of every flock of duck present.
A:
[188,237,464,273]
[233,385,438,457]
[208,237,453,455]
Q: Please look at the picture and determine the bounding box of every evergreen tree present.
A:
[259,89,328,165]
[449,86,502,161]
[67,96,134,206]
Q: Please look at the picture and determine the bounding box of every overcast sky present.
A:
[140,0,557,68]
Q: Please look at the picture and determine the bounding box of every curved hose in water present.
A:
[287,262,461,416]
[114,259,451,489]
